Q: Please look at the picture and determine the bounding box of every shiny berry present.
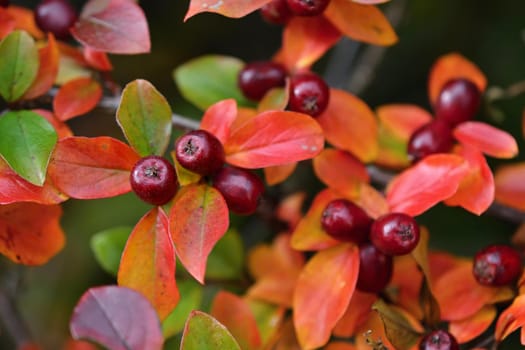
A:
[370,213,420,256]
[260,0,292,25]
[356,243,393,293]
[407,120,454,163]
[175,130,225,176]
[473,244,523,286]
[34,0,78,40]
[419,330,459,350]
[0,0,9,8]
[130,156,178,206]
[286,0,330,16]
[238,61,288,101]
[321,199,372,244]
[288,72,330,117]
[212,167,265,215]
[435,78,481,127]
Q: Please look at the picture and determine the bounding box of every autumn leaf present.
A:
[53,77,102,121]
[495,294,525,344]
[376,104,433,141]
[264,162,298,186]
[185,0,272,20]
[449,305,496,344]
[200,99,238,145]
[180,311,241,350]
[23,34,59,100]
[453,121,518,159]
[495,162,525,211]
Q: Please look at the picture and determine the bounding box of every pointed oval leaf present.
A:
[376,104,433,141]
[91,226,131,276]
[117,79,172,156]
[333,291,377,338]
[32,109,73,139]
[200,99,238,145]
[71,0,150,54]
[453,121,518,159]
[83,47,113,71]
[70,286,163,350]
[225,110,324,168]
[174,55,252,110]
[449,305,496,344]
[48,136,140,199]
[181,311,241,350]
[325,0,398,46]
[118,207,179,320]
[171,151,202,186]
[162,280,203,339]
[317,89,378,162]
[257,85,289,113]
[495,162,525,211]
[495,294,525,343]
[0,30,39,102]
[0,202,64,265]
[169,183,229,284]
[293,244,360,350]
[264,162,297,186]
[386,154,469,216]
[185,0,272,19]
[0,110,57,186]
[22,34,59,100]
[53,77,102,121]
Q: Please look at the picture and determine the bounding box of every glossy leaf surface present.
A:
[23,34,59,100]
[200,98,238,145]
[495,162,525,211]
[449,305,496,344]
[453,121,518,159]
[90,226,131,276]
[180,311,241,350]
[185,0,272,19]
[53,77,102,121]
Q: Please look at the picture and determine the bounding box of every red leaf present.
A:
[376,104,432,141]
[224,110,324,169]
[293,244,360,350]
[70,286,163,350]
[264,162,297,186]
[185,0,272,20]
[210,291,262,350]
[453,121,518,159]
[7,6,44,39]
[495,162,525,211]
[200,99,237,145]
[0,202,64,265]
[324,0,398,46]
[495,294,525,344]
[118,207,179,320]
[83,47,113,71]
[386,154,469,216]
[0,9,15,40]
[53,77,102,121]
[317,89,378,162]
[63,339,99,350]
[23,34,59,100]
[449,305,496,344]
[48,136,140,199]
[169,183,229,283]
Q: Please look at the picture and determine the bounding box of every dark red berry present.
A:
[34,0,78,40]
[175,130,225,176]
[260,0,292,25]
[356,243,393,293]
[288,72,330,117]
[130,156,178,206]
[435,78,481,127]
[212,167,265,215]
[407,120,454,163]
[370,213,420,256]
[286,0,330,16]
[0,0,9,8]
[238,61,288,101]
[473,244,523,286]
[419,330,459,350]
[321,199,372,244]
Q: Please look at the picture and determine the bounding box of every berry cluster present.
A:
[260,0,330,25]
[321,199,420,293]
[407,78,482,162]
[34,0,78,39]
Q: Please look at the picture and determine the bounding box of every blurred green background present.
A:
[2,0,525,348]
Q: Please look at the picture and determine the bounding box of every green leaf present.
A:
[206,229,244,280]
[162,280,203,339]
[180,311,241,350]
[0,30,39,102]
[117,79,172,156]
[0,111,57,186]
[248,299,283,345]
[90,226,132,276]
[174,55,253,111]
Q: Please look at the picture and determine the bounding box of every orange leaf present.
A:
[317,89,378,162]
[354,183,390,219]
[211,291,262,350]
[376,104,433,141]
[453,121,518,159]
[264,162,297,186]
[7,6,44,39]
[495,294,525,344]
[185,0,272,19]
[23,34,60,100]
[48,136,140,199]
[495,162,525,211]
[449,305,496,344]
[386,154,469,216]
[63,339,99,350]
[200,99,238,145]
[32,109,73,139]
[118,207,179,320]
[325,342,356,350]
[355,312,396,350]
[293,244,360,350]
[225,110,324,169]
[428,53,487,105]
[333,291,377,338]
[0,8,15,40]
[83,47,113,71]
[53,77,102,121]
[325,0,397,46]
[390,255,423,320]
[0,202,64,265]
[169,183,229,283]
[276,192,307,231]
[257,84,289,113]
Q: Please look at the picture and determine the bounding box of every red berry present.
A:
[0,0,9,8]
[419,330,459,350]
[288,72,330,117]
[260,0,292,25]
[286,0,330,16]
[34,0,78,40]
[212,167,265,215]
[407,120,454,163]
[321,199,372,244]
[130,156,178,206]
[370,213,420,256]
[435,78,481,127]
[238,61,288,101]
[175,130,225,176]
[473,244,523,286]
[356,243,393,293]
